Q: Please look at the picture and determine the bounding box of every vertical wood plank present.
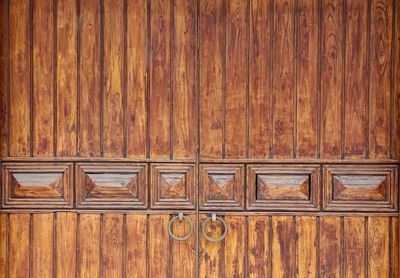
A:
[248,0,272,159]
[149,215,170,277]
[9,0,31,156]
[319,216,340,278]
[56,212,77,278]
[343,0,368,158]
[0,0,8,156]
[102,0,124,157]
[150,0,171,158]
[296,0,318,158]
[126,0,147,158]
[8,214,30,278]
[367,217,390,277]
[32,0,54,156]
[56,0,77,156]
[225,0,247,158]
[199,214,223,278]
[247,216,270,278]
[272,216,295,277]
[172,0,196,159]
[199,0,224,159]
[369,0,392,158]
[321,0,344,159]
[125,214,147,278]
[171,214,196,278]
[102,214,123,278]
[272,0,295,158]
[394,0,400,159]
[392,217,399,278]
[343,217,365,278]
[0,214,7,277]
[79,0,101,157]
[32,213,54,278]
[224,216,245,277]
[78,214,100,278]
[296,216,317,278]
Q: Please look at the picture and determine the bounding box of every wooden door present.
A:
[0,0,399,277]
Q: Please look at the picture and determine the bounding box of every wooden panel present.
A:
[8,213,30,278]
[0,214,7,277]
[392,217,399,278]
[79,0,101,157]
[150,163,195,209]
[125,214,147,278]
[102,0,124,157]
[296,0,318,158]
[225,0,247,159]
[102,214,124,278]
[172,0,196,159]
[296,216,317,278]
[32,213,53,278]
[321,0,344,158]
[9,0,31,156]
[56,0,77,156]
[319,216,341,277]
[369,0,392,158]
[76,163,147,208]
[248,0,272,159]
[368,217,390,277]
[272,0,295,158]
[150,0,171,158]
[247,215,271,277]
[343,217,365,277]
[394,0,400,159]
[0,0,7,156]
[344,0,368,158]
[323,164,398,211]
[271,216,295,277]
[126,0,147,158]
[32,0,54,156]
[247,164,320,211]
[199,164,245,210]
[1,162,73,208]
[56,212,77,278]
[78,214,101,278]
[199,0,224,158]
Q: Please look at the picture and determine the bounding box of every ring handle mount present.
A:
[168,213,193,241]
[202,213,227,242]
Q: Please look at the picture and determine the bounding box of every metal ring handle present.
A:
[202,214,227,242]
[168,213,193,241]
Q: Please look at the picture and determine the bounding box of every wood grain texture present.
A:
[32,0,54,156]
[78,214,100,278]
[125,214,147,278]
[102,0,124,157]
[150,0,171,158]
[296,216,317,277]
[0,0,7,156]
[296,0,318,158]
[126,0,147,158]
[320,216,341,278]
[367,217,390,277]
[248,0,272,159]
[199,0,224,158]
[101,214,124,278]
[0,214,7,277]
[321,0,344,159]
[32,213,54,278]
[79,0,101,157]
[369,0,392,158]
[394,0,400,159]
[8,213,30,278]
[9,0,31,156]
[343,217,365,278]
[56,0,77,156]
[56,212,77,278]
[271,216,295,277]
[225,0,247,159]
[272,0,295,159]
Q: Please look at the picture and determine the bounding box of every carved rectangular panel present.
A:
[150,164,196,209]
[247,164,320,211]
[76,163,147,208]
[199,164,244,210]
[1,163,73,208]
[323,164,398,212]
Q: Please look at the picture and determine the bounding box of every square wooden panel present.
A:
[199,164,244,210]
[323,164,398,212]
[150,164,196,209]
[1,163,73,208]
[76,163,147,208]
[247,164,320,211]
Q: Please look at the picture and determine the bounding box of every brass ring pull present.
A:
[168,213,193,241]
[202,213,227,242]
